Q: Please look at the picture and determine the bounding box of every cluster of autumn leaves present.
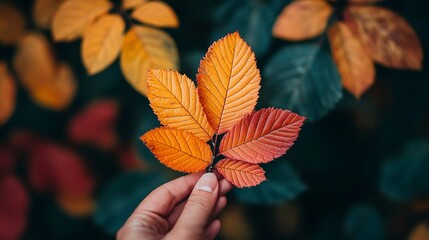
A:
[272,0,423,98]
[141,33,305,188]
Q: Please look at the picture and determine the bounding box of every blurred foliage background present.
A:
[0,0,428,239]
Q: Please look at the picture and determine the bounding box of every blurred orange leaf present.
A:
[122,0,145,10]
[141,127,212,173]
[219,108,305,164]
[197,32,261,134]
[0,62,16,125]
[33,0,66,29]
[346,6,422,70]
[29,141,94,197]
[68,100,119,150]
[56,194,95,217]
[147,69,214,142]
[121,26,178,96]
[82,14,125,75]
[328,22,375,98]
[215,158,266,188]
[409,223,429,240]
[132,1,179,28]
[52,0,112,41]
[0,175,29,240]
[272,0,333,41]
[0,4,25,45]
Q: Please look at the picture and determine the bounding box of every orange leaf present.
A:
[0,4,25,45]
[120,26,179,96]
[197,32,261,134]
[328,22,375,98]
[52,0,112,41]
[409,223,429,240]
[0,62,16,125]
[272,0,333,41]
[219,108,305,164]
[147,69,214,142]
[13,33,56,89]
[30,63,76,110]
[0,176,29,240]
[123,0,145,10]
[56,194,95,217]
[345,6,423,70]
[33,0,66,29]
[132,1,179,28]
[215,158,266,188]
[141,127,212,173]
[82,14,125,75]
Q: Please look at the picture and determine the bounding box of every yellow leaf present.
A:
[273,0,333,41]
[31,63,77,110]
[52,0,112,42]
[0,4,26,45]
[122,0,145,10]
[346,6,423,70]
[141,127,212,173]
[132,1,179,28]
[82,14,125,75]
[0,62,16,125]
[33,0,66,29]
[197,32,261,134]
[13,33,56,89]
[147,69,214,142]
[409,223,429,240]
[328,22,375,98]
[121,26,179,96]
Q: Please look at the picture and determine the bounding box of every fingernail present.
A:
[197,173,217,193]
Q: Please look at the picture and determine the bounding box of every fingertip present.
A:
[205,219,221,240]
[219,178,234,196]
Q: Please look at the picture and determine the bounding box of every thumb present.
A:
[170,172,219,236]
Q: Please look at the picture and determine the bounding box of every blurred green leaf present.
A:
[379,140,429,202]
[94,171,168,234]
[344,205,385,240]
[262,44,342,121]
[234,161,306,204]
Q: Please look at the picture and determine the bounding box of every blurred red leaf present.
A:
[29,141,94,197]
[118,146,146,171]
[9,131,40,154]
[68,100,119,150]
[0,147,15,175]
[0,175,29,240]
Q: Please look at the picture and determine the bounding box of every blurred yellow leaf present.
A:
[122,0,145,10]
[273,0,333,41]
[329,22,375,98]
[409,223,429,240]
[141,127,212,173]
[82,14,125,75]
[0,62,16,125]
[147,69,214,142]
[0,4,26,45]
[132,1,179,28]
[56,194,95,217]
[197,32,261,134]
[31,63,76,110]
[13,33,56,89]
[52,0,112,41]
[33,0,66,29]
[120,26,178,96]
[346,6,423,70]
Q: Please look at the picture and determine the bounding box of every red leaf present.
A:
[117,146,146,171]
[68,100,119,150]
[215,158,266,188]
[0,147,15,175]
[219,108,305,163]
[29,142,94,196]
[0,175,29,240]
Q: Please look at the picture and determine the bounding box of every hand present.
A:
[117,172,233,240]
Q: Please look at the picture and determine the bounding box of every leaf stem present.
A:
[207,134,219,172]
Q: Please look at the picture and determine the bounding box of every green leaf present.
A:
[262,44,342,121]
[345,205,385,240]
[234,161,306,204]
[211,0,276,57]
[379,140,429,202]
[94,171,168,234]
